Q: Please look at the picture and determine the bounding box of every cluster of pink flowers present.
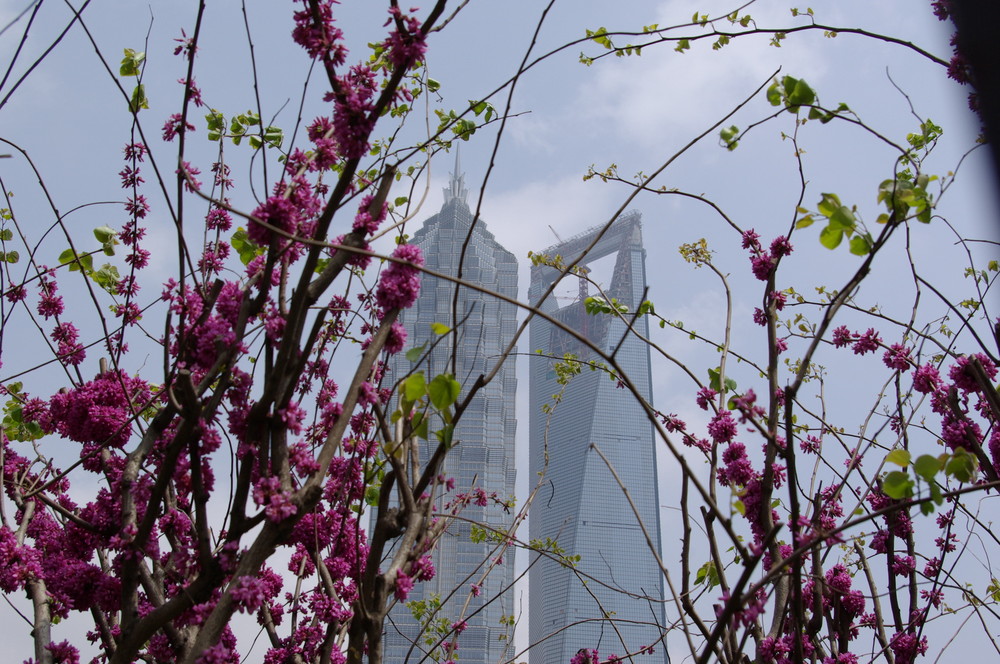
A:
[383,6,428,70]
[831,326,883,355]
[910,354,998,461]
[376,243,424,312]
[46,370,152,449]
[742,228,793,282]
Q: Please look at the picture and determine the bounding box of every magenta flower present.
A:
[882,343,913,371]
[383,7,427,70]
[708,410,737,443]
[851,328,882,355]
[47,370,151,448]
[162,113,195,142]
[949,353,997,393]
[376,244,424,312]
[394,570,414,601]
[695,386,717,410]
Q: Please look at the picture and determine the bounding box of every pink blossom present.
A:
[162,113,195,142]
[292,0,347,62]
[394,570,414,601]
[695,387,717,410]
[889,631,927,664]
[832,325,853,348]
[230,576,268,613]
[383,7,427,70]
[741,229,761,251]
[376,244,424,312]
[47,370,151,448]
[892,554,916,577]
[851,328,881,355]
[949,353,997,393]
[912,364,942,394]
[751,253,775,281]
[352,195,387,235]
[883,343,913,371]
[769,235,793,257]
[708,410,737,443]
[123,142,147,161]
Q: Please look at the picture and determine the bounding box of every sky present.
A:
[0,0,997,661]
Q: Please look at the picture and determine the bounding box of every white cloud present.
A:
[581,1,830,148]
[486,174,622,263]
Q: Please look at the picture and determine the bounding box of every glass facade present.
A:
[380,157,518,664]
[528,212,668,664]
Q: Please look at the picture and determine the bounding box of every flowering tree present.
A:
[0,2,488,663]
[537,4,1000,664]
[0,2,996,664]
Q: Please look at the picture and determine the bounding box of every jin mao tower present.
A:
[528,212,668,664]
[381,155,518,664]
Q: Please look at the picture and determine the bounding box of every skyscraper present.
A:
[527,212,668,664]
[380,154,519,664]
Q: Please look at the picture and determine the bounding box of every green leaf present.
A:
[91,264,120,293]
[411,411,429,440]
[3,250,18,263]
[94,225,117,255]
[885,449,911,467]
[719,125,740,151]
[849,235,871,256]
[119,48,145,77]
[708,368,721,392]
[93,225,116,244]
[428,374,461,410]
[882,470,914,499]
[430,322,450,335]
[795,214,814,229]
[59,248,93,273]
[427,77,441,92]
[434,422,455,448]
[206,109,225,141]
[914,454,943,481]
[129,84,149,113]
[818,225,844,250]
[453,117,477,140]
[0,229,13,241]
[586,27,612,49]
[785,76,816,108]
[707,368,737,395]
[945,449,977,483]
[405,343,426,362]
[766,80,782,106]
[402,372,427,402]
[694,560,719,588]
[928,481,943,507]
[230,228,263,265]
[263,126,284,148]
[817,192,842,218]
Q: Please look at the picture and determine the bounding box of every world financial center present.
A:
[528,212,669,664]
[380,156,519,664]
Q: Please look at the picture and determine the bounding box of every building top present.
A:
[442,145,469,205]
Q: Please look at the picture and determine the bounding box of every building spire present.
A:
[442,145,468,205]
